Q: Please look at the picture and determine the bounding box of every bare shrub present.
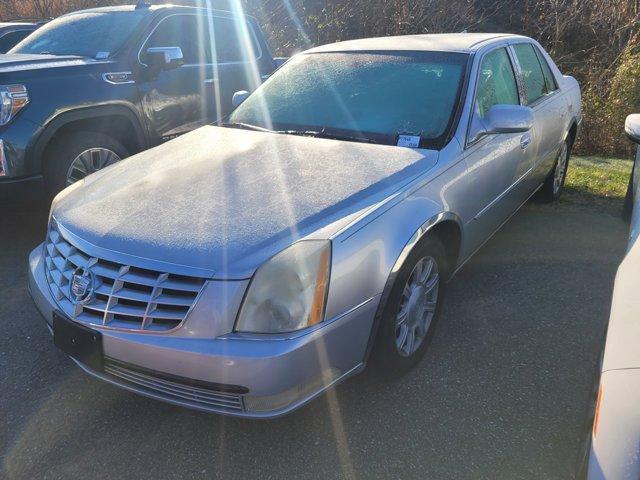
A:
[1,0,639,156]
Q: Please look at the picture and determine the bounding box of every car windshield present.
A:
[8,10,148,58]
[228,51,469,147]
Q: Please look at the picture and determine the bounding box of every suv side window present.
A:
[533,45,558,93]
[513,43,548,104]
[144,15,209,65]
[475,47,519,118]
[212,16,259,63]
[143,15,259,65]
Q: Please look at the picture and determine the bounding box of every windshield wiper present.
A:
[221,122,273,133]
[222,123,383,144]
[278,129,378,144]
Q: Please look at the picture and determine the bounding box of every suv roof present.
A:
[65,4,253,18]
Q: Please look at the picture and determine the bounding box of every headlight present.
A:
[0,84,29,125]
[235,240,331,333]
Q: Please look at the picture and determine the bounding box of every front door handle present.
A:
[204,78,218,84]
[520,133,532,150]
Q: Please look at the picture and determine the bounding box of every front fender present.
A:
[325,194,460,322]
[25,102,147,173]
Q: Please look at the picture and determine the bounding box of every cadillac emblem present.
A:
[69,267,96,305]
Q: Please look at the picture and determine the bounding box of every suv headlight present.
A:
[235,240,331,333]
[0,84,29,125]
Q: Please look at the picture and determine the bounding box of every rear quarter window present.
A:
[534,46,558,92]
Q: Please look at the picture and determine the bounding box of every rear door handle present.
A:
[520,134,532,150]
[204,78,218,84]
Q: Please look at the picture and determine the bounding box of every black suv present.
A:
[0,4,278,195]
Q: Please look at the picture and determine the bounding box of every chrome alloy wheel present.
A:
[66,147,122,186]
[395,256,440,357]
[553,142,569,196]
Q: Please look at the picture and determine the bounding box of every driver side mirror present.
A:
[232,90,250,108]
[469,104,534,144]
[145,46,184,73]
[625,114,640,144]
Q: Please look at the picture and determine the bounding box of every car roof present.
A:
[304,33,530,54]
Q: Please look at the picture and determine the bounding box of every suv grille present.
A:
[44,221,206,332]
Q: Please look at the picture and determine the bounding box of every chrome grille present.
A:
[44,221,206,332]
[103,358,245,412]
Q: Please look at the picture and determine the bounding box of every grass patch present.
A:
[562,155,633,211]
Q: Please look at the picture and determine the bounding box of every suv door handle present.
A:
[520,134,532,150]
[204,78,218,84]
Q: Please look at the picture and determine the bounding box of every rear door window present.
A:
[513,43,548,104]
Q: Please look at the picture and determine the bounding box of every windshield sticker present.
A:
[397,135,421,148]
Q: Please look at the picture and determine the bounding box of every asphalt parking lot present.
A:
[0,197,628,480]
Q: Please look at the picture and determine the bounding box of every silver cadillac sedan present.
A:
[28,33,581,418]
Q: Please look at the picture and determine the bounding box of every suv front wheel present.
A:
[44,131,129,195]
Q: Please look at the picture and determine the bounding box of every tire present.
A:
[371,236,448,376]
[44,131,129,196]
[536,137,571,203]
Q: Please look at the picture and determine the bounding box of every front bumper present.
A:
[28,244,378,418]
[0,119,46,201]
[0,118,42,178]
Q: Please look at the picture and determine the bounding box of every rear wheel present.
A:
[44,131,128,196]
[371,236,447,375]
[536,138,570,203]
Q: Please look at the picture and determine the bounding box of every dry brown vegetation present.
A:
[2,0,639,157]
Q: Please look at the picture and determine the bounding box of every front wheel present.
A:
[44,131,129,196]
[371,236,447,375]
[536,138,570,203]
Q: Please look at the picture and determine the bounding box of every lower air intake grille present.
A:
[103,358,245,412]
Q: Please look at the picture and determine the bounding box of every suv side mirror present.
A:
[145,46,184,72]
[232,90,250,108]
[625,114,640,144]
[469,104,533,144]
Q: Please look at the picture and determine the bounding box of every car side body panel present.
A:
[585,125,636,479]
[327,141,468,320]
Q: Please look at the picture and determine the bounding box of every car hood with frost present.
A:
[51,125,438,279]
